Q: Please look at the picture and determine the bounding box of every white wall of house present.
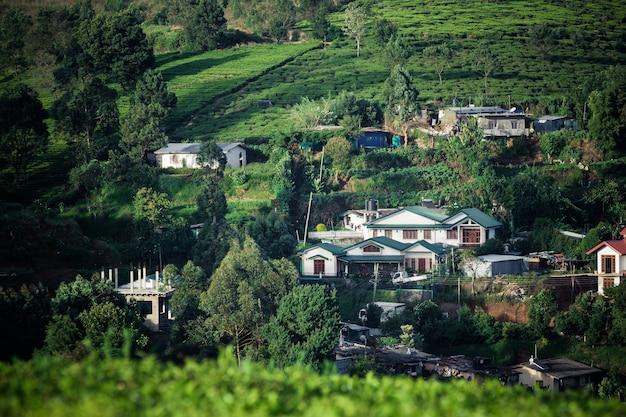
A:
[159,153,200,169]
[403,245,437,272]
[301,247,340,277]
[593,246,626,275]
[363,210,443,241]
[223,146,247,168]
[364,209,498,247]
[477,116,529,138]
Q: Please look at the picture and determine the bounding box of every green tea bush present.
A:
[1,352,621,417]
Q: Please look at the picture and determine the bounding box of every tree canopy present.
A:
[264,284,341,369]
[0,84,49,184]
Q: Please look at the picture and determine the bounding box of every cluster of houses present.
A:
[299,200,514,279]
[133,107,620,393]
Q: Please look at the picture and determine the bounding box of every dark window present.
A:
[423,230,432,239]
[403,230,418,239]
[462,228,481,244]
[447,229,458,239]
[601,255,616,274]
[363,245,381,253]
[138,301,153,315]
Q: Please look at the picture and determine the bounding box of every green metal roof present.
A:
[405,240,447,255]
[404,205,450,222]
[366,224,450,230]
[344,236,410,252]
[454,208,502,228]
[338,255,405,263]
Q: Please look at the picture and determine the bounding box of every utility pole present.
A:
[303,192,313,247]
[372,263,379,303]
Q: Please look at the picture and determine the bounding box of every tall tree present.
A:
[0,84,49,185]
[199,236,298,364]
[264,284,341,369]
[311,7,331,44]
[0,9,33,74]
[193,170,234,276]
[372,17,397,48]
[423,42,454,84]
[77,8,154,89]
[527,288,557,339]
[555,292,609,345]
[472,41,501,97]
[342,3,367,57]
[381,34,413,69]
[186,0,227,51]
[324,136,353,181]
[382,65,419,146]
[248,212,297,259]
[133,187,172,229]
[50,75,119,164]
[120,70,176,161]
[459,248,483,296]
[586,66,626,158]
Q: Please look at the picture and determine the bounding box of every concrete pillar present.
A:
[100,268,104,280]
[130,268,134,293]
[108,268,112,283]
[156,270,160,292]
[114,268,119,289]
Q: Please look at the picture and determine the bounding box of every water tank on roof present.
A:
[366,199,378,212]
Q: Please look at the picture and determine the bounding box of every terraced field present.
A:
[159,0,626,141]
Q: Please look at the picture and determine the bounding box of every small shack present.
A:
[511,357,603,392]
[350,127,390,149]
[532,115,577,134]
[464,254,528,278]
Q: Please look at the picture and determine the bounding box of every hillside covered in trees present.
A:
[2,0,626,406]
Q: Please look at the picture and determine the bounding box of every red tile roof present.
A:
[586,239,626,256]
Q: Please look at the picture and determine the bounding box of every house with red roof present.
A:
[586,227,626,295]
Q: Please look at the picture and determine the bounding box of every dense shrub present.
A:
[0,353,622,417]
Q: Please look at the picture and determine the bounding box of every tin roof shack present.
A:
[335,344,435,376]
[463,254,528,278]
[511,357,603,392]
[532,115,577,134]
[374,302,406,322]
[421,355,501,382]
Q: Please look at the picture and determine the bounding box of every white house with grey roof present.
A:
[153,142,246,169]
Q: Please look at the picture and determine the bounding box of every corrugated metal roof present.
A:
[154,142,202,154]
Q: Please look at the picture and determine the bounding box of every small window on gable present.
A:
[363,245,381,253]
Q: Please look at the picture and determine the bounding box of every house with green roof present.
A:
[363,206,501,249]
[299,237,447,279]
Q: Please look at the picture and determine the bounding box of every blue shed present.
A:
[351,128,390,149]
